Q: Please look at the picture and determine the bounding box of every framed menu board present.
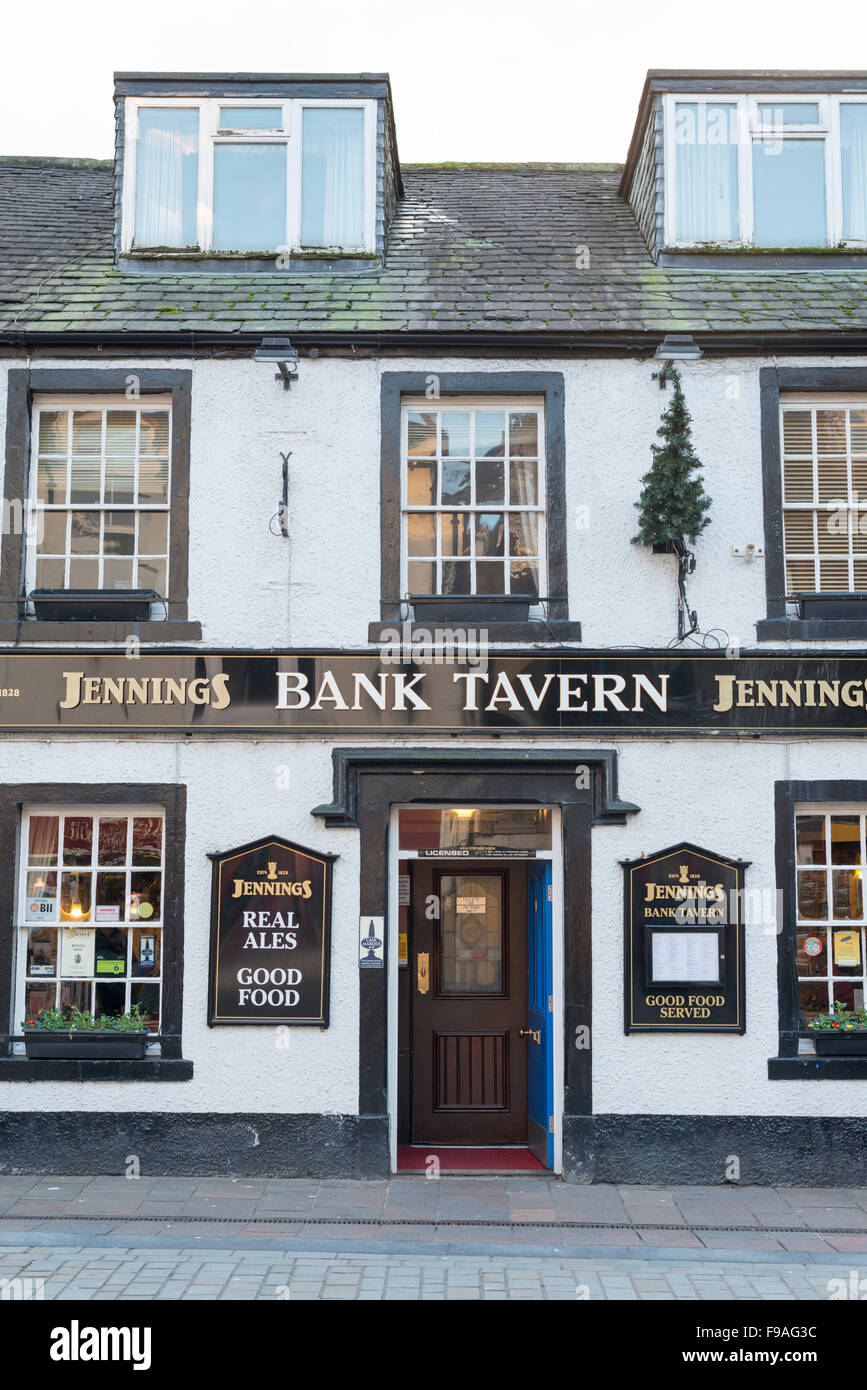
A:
[623,842,748,1033]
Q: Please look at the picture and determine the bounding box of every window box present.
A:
[30,589,160,623]
[810,1031,867,1057]
[22,1029,150,1060]
[410,595,531,624]
[793,592,867,621]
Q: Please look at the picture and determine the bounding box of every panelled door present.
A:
[527,861,554,1167]
[411,861,528,1144]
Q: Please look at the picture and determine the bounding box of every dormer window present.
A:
[122,97,375,254]
[665,94,867,249]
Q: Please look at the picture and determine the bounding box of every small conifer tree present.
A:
[633,366,711,548]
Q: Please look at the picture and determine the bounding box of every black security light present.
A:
[652,334,703,388]
[254,336,299,390]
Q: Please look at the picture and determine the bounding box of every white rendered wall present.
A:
[2,351,866,650]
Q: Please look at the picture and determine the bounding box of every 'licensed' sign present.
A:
[208,835,335,1026]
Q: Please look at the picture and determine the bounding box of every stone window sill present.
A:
[768,1055,867,1079]
[368,619,583,644]
[0,1057,193,1081]
[756,617,867,641]
[0,620,203,644]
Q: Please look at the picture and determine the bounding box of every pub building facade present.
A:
[2,67,867,1183]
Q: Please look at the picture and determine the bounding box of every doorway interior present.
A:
[390,804,562,1174]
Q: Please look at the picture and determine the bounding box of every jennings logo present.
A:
[231,859,312,899]
[50,1320,151,1370]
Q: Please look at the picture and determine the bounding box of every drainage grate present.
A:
[4,1213,865,1236]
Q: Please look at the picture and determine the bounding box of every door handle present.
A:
[519,1028,541,1044]
[417,953,429,994]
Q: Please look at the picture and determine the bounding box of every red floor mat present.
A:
[397,1145,546,1172]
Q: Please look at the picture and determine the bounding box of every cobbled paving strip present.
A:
[0,1242,853,1300]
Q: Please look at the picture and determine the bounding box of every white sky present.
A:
[2,0,866,163]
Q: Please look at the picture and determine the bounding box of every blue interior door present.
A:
[527,861,554,1167]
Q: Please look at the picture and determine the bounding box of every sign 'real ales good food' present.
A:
[5,649,867,735]
[623,843,748,1033]
[208,836,334,1026]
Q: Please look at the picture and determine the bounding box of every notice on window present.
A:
[60,928,95,978]
[834,930,862,969]
[456,897,486,915]
[651,931,720,983]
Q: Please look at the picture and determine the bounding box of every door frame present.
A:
[388,804,564,1173]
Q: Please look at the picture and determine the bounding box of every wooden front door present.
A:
[411,861,528,1144]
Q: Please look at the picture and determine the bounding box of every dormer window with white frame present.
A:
[664,93,867,249]
[122,97,376,254]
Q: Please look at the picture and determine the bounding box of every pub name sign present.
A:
[5,649,867,735]
[208,836,334,1027]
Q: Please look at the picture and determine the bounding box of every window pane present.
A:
[510,458,539,506]
[105,458,134,505]
[476,561,504,594]
[69,461,100,505]
[406,460,436,505]
[103,558,134,590]
[95,876,125,916]
[68,558,98,588]
[131,982,160,1031]
[105,411,136,458]
[25,982,57,1019]
[213,144,287,252]
[301,108,364,248]
[475,513,504,557]
[132,926,161,978]
[138,459,169,505]
[35,558,65,588]
[674,103,739,242]
[98,818,128,866]
[137,559,167,595]
[757,103,820,125]
[29,816,59,865]
[830,815,861,864]
[104,511,135,556]
[782,411,813,454]
[219,106,282,130]
[63,816,92,866]
[138,512,168,555]
[841,105,867,241]
[38,410,68,454]
[95,927,127,976]
[441,560,471,594]
[135,107,199,248]
[509,512,539,556]
[131,871,161,921]
[817,410,847,454]
[69,511,99,554]
[36,460,66,506]
[140,413,169,456]
[441,513,471,557]
[797,869,827,920]
[441,461,470,506]
[407,412,437,456]
[797,815,826,864]
[60,871,91,921]
[37,511,66,555]
[509,412,538,456]
[439,874,503,994]
[407,561,435,594]
[71,411,101,455]
[799,979,828,1021]
[476,458,504,504]
[132,817,163,865]
[752,139,827,247]
[95,980,126,1019]
[441,412,470,457]
[26,927,57,976]
[407,514,435,556]
[475,412,506,457]
[832,869,863,921]
[510,559,539,596]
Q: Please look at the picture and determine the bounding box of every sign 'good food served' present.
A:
[208,836,334,1027]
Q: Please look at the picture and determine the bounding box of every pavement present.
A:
[2,1174,867,1299]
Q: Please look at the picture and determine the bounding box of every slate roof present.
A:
[1,156,867,339]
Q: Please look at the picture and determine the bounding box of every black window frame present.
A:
[758,366,867,641]
[0,781,191,1081]
[1,369,201,642]
[770,778,867,1079]
[371,371,582,643]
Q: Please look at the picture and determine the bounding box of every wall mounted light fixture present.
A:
[254,336,300,390]
[652,334,703,388]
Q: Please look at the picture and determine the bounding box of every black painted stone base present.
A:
[564,1115,867,1186]
[5,1111,867,1183]
[0,1113,389,1179]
